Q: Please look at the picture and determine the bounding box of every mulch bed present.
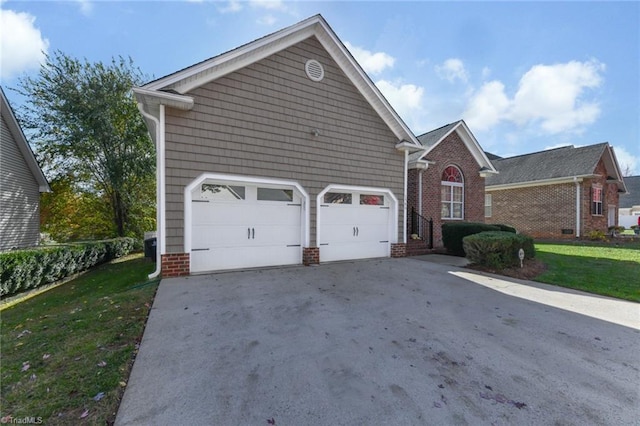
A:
[466,258,547,281]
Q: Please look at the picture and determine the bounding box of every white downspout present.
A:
[137,102,162,279]
[418,170,424,217]
[574,177,581,238]
[403,149,408,244]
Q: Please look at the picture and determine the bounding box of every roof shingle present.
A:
[486,143,609,186]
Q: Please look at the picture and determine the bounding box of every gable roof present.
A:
[486,143,627,192]
[620,175,640,208]
[409,120,497,175]
[134,14,420,146]
[1,87,50,192]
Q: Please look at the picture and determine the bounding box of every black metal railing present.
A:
[410,207,433,249]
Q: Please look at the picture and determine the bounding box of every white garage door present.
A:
[318,189,393,262]
[190,181,303,273]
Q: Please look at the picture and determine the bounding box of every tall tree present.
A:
[16,51,155,238]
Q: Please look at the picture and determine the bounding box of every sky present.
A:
[1,0,639,175]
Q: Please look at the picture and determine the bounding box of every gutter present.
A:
[396,141,422,245]
[137,102,163,279]
[574,177,581,238]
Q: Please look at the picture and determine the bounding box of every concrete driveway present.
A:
[116,258,639,425]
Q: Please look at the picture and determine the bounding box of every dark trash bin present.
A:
[144,237,157,262]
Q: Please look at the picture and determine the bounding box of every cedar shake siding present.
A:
[0,114,41,250]
[163,36,405,253]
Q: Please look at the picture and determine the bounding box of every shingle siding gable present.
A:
[0,114,41,250]
[163,36,404,252]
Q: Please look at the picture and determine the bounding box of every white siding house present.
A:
[0,87,50,250]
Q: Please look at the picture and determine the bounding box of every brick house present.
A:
[406,120,497,252]
[134,15,423,277]
[485,143,627,239]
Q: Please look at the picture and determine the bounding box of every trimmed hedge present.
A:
[442,222,502,256]
[0,238,136,298]
[463,231,535,270]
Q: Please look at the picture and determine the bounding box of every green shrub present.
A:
[587,230,607,241]
[463,231,535,270]
[0,237,137,298]
[493,224,517,233]
[442,222,501,256]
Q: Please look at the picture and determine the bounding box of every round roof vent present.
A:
[305,59,324,82]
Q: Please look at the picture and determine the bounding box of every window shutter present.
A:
[590,187,594,215]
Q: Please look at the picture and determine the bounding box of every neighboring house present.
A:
[0,86,51,251]
[134,15,422,277]
[485,143,627,239]
[406,120,498,250]
[618,175,640,228]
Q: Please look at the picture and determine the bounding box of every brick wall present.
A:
[487,183,576,238]
[390,243,406,258]
[161,253,190,277]
[487,158,620,238]
[408,130,486,247]
[303,247,320,265]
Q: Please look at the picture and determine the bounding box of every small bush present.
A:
[493,224,517,233]
[463,231,535,270]
[442,222,501,256]
[587,230,607,241]
[0,237,137,298]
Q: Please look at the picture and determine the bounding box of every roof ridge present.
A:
[494,144,574,161]
[416,120,461,138]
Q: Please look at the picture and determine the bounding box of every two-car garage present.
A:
[186,174,398,274]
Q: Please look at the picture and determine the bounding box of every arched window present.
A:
[441,165,464,219]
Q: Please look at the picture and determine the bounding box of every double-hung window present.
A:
[441,165,464,220]
[591,185,603,215]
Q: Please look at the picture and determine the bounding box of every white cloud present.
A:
[250,0,288,12]
[613,145,639,176]
[510,60,605,133]
[463,81,510,131]
[0,8,49,80]
[463,59,605,135]
[481,66,491,79]
[344,42,395,76]
[256,14,277,25]
[75,0,93,16]
[218,0,242,13]
[375,79,426,130]
[435,58,468,83]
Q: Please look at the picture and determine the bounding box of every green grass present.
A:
[535,241,640,302]
[1,255,157,425]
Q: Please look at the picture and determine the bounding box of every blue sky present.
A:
[1,0,638,174]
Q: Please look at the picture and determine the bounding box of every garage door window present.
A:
[201,184,245,200]
[360,194,384,205]
[324,192,352,204]
[257,187,293,202]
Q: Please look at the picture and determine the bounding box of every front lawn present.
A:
[535,242,640,302]
[0,254,157,425]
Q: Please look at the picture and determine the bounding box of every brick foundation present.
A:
[303,247,320,265]
[390,243,406,258]
[161,253,190,277]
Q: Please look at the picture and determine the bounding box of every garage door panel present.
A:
[192,225,253,249]
[253,204,301,226]
[319,189,393,263]
[192,202,251,225]
[190,180,303,273]
[321,241,388,263]
[191,245,300,273]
